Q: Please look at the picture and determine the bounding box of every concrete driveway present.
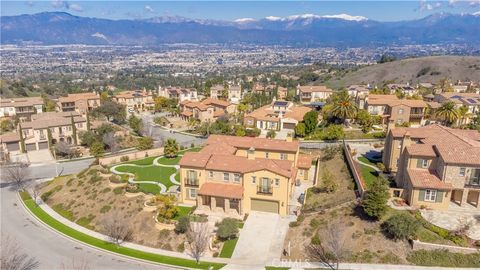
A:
[231,211,293,266]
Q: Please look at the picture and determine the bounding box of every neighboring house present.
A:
[210,85,225,100]
[296,85,333,103]
[364,95,427,126]
[386,83,418,96]
[0,97,44,121]
[180,98,236,123]
[113,90,154,113]
[452,85,468,93]
[179,135,313,216]
[383,124,480,210]
[244,100,311,132]
[158,86,198,102]
[227,85,242,104]
[433,93,480,124]
[1,111,87,153]
[347,85,370,98]
[57,92,100,115]
[252,83,275,95]
[277,87,288,100]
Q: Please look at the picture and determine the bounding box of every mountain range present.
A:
[1,12,480,46]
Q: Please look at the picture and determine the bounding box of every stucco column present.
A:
[210,197,216,211]
[476,192,480,209]
[197,195,203,207]
[460,189,468,206]
[224,198,230,212]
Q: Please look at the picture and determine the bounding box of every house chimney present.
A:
[386,119,395,135]
[247,147,255,160]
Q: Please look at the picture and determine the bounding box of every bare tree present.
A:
[55,141,79,159]
[1,236,40,270]
[307,224,348,270]
[186,222,210,264]
[5,162,29,190]
[102,132,119,154]
[101,211,133,245]
[30,183,41,204]
[60,258,92,270]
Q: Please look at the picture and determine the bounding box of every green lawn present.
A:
[173,206,193,221]
[137,183,162,194]
[358,163,378,188]
[219,238,238,258]
[20,192,225,270]
[115,165,176,188]
[358,156,378,167]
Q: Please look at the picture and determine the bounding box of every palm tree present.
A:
[330,90,358,124]
[164,138,179,158]
[458,105,470,126]
[435,101,459,126]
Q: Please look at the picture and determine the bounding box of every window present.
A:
[234,174,241,183]
[280,153,288,160]
[299,170,304,176]
[275,179,280,186]
[251,176,256,184]
[424,189,437,202]
[422,159,428,168]
[459,167,466,177]
[265,152,269,159]
[398,108,404,115]
[189,188,197,199]
[223,173,229,182]
[209,171,214,178]
[78,123,83,128]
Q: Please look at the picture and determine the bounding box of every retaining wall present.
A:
[342,141,367,197]
[412,239,480,254]
[99,147,164,166]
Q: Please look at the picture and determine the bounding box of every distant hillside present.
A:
[325,56,480,89]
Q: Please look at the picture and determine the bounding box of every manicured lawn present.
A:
[19,192,225,270]
[358,156,378,167]
[173,206,193,221]
[359,163,378,188]
[219,238,238,258]
[137,183,162,195]
[115,165,176,188]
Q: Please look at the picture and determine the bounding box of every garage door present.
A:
[282,122,296,130]
[26,143,36,151]
[251,199,279,214]
[6,142,20,151]
[38,142,49,150]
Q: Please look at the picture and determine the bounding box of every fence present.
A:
[300,138,385,149]
[411,239,480,254]
[99,147,164,166]
[342,141,367,197]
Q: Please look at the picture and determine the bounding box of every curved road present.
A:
[1,160,171,270]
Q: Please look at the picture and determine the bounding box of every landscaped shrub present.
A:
[109,175,121,183]
[310,233,321,245]
[120,156,130,162]
[216,218,239,240]
[175,216,190,234]
[407,249,480,267]
[382,212,419,240]
[361,177,390,219]
[156,195,180,220]
[177,242,185,252]
[125,184,139,193]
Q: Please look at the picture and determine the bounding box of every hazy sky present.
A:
[2,1,480,22]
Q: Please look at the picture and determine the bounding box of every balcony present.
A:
[257,185,273,195]
[184,178,199,187]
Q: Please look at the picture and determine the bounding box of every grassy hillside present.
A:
[325,56,480,89]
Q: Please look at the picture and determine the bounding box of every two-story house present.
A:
[179,135,313,216]
[113,90,154,113]
[433,93,480,125]
[243,100,311,132]
[383,124,480,210]
[365,95,427,126]
[180,98,236,123]
[158,86,198,102]
[210,85,225,100]
[296,85,333,104]
[57,92,100,115]
[0,97,44,121]
[386,83,418,96]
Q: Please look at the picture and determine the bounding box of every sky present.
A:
[1,1,480,22]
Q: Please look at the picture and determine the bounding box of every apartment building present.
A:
[1,112,87,153]
[365,95,427,126]
[57,92,100,115]
[179,135,313,216]
[180,98,236,123]
[244,100,311,132]
[158,86,198,102]
[113,90,154,113]
[0,97,44,121]
[433,92,480,124]
[296,85,333,103]
[383,124,480,210]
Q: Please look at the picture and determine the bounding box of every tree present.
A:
[89,141,105,157]
[96,123,114,137]
[303,111,319,134]
[18,123,26,153]
[266,130,276,139]
[234,125,246,137]
[78,131,98,147]
[382,213,419,241]
[0,119,14,133]
[102,132,119,153]
[294,122,306,137]
[86,113,91,131]
[55,141,78,159]
[320,125,345,140]
[156,195,180,220]
[101,211,133,245]
[377,53,396,63]
[329,90,358,124]
[1,236,40,270]
[137,137,154,150]
[321,167,338,193]
[70,115,78,145]
[362,176,390,219]
[128,115,143,135]
[435,101,459,126]
[92,101,126,124]
[44,98,57,112]
[30,183,41,205]
[164,138,179,157]
[307,224,347,270]
[154,96,168,112]
[216,218,239,240]
[175,216,190,234]
[356,109,374,133]
[187,222,210,264]
[5,162,30,191]
[458,105,470,126]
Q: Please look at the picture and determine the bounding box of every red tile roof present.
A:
[207,134,299,153]
[297,154,314,169]
[198,182,244,199]
[407,169,453,190]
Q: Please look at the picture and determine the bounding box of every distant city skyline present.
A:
[1,0,480,22]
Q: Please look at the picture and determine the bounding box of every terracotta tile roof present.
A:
[199,143,237,155]
[58,92,99,103]
[207,134,299,153]
[0,97,43,108]
[367,95,426,107]
[114,90,152,99]
[297,85,332,93]
[202,98,231,108]
[426,101,441,109]
[22,112,86,129]
[179,152,211,168]
[213,110,226,117]
[198,182,243,199]
[0,132,20,143]
[405,144,436,158]
[245,101,311,123]
[31,111,80,121]
[181,111,193,117]
[407,169,453,190]
[297,154,313,169]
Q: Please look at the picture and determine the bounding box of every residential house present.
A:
[210,85,225,100]
[348,85,370,108]
[244,100,311,132]
[1,111,87,153]
[0,97,44,121]
[57,92,100,115]
[296,85,333,104]
[383,124,480,210]
[180,98,236,123]
[113,90,154,113]
[158,86,198,102]
[252,83,275,96]
[386,83,418,96]
[227,85,242,104]
[364,95,427,126]
[277,87,288,100]
[179,135,313,216]
[433,93,480,124]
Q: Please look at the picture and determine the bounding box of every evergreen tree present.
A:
[362,176,390,219]
[18,123,26,153]
[71,114,78,145]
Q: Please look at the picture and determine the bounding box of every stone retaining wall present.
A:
[99,147,164,165]
[343,141,367,197]
[412,239,480,254]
